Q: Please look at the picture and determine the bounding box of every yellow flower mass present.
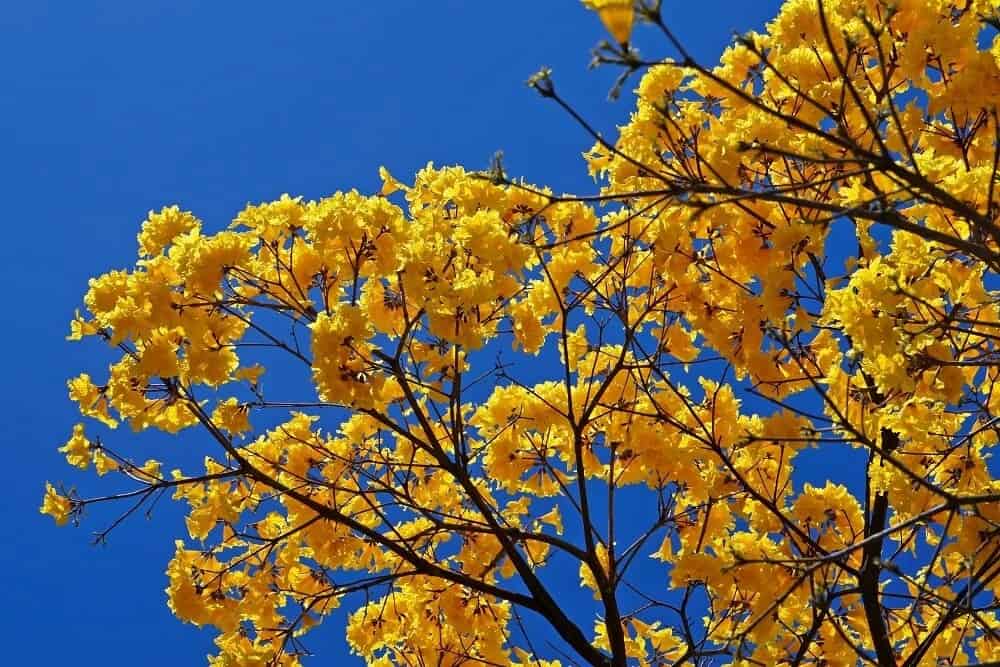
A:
[43,1,1000,665]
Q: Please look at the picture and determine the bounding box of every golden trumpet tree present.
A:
[44,0,1000,665]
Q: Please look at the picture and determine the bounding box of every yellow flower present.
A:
[133,459,163,483]
[67,373,118,428]
[536,506,564,534]
[377,165,406,196]
[137,205,201,257]
[211,398,252,437]
[661,321,699,363]
[93,450,119,476]
[40,483,73,526]
[583,0,634,44]
[58,423,92,470]
[233,364,265,385]
[66,309,99,341]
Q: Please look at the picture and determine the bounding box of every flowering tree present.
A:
[44,0,1000,665]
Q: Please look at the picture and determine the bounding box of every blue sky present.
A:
[2,2,784,664]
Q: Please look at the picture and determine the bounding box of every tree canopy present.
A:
[44,0,1000,665]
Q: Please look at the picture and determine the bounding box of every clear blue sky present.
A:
[2,2,783,664]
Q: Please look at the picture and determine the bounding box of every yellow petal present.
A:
[537,506,564,534]
[584,0,634,44]
[378,166,406,197]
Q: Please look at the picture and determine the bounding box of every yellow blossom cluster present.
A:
[41,0,1000,665]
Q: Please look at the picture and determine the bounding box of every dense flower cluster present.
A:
[44,1,1000,665]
